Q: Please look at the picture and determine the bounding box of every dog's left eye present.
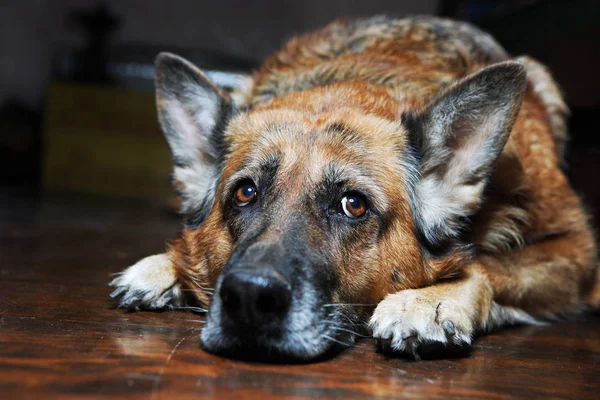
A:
[341,194,367,218]
[234,182,257,206]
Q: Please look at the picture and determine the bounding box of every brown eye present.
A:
[234,183,257,206]
[341,194,367,218]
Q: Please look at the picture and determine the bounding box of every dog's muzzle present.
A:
[200,239,340,360]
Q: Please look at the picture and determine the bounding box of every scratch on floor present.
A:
[151,336,187,400]
[0,296,18,307]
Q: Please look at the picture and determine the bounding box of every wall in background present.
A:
[0,0,439,109]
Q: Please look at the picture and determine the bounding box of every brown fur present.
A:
[173,16,596,314]
[112,16,598,357]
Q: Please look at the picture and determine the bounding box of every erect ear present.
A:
[405,61,527,250]
[155,52,236,227]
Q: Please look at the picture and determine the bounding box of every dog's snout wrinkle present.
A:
[220,268,292,328]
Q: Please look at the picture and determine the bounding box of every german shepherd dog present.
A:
[110,16,599,360]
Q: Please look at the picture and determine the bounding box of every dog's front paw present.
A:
[370,289,474,359]
[109,253,182,310]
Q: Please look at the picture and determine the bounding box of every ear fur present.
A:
[405,61,527,250]
[155,52,236,227]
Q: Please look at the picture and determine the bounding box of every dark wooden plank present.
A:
[0,194,598,400]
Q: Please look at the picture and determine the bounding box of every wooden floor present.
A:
[0,193,598,400]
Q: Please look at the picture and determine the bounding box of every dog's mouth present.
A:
[199,267,365,362]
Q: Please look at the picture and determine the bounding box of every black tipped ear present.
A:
[406,61,527,248]
[155,52,234,166]
[155,52,236,225]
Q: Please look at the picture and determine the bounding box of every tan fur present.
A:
[113,16,598,356]
[189,18,595,306]
[182,16,596,308]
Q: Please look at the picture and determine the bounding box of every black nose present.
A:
[219,268,292,328]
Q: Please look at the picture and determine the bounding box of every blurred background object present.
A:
[444,0,600,228]
[41,3,254,201]
[0,0,598,221]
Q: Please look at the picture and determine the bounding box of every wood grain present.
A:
[0,193,598,399]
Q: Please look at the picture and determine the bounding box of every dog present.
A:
[110,16,599,361]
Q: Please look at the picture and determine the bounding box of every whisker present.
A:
[181,289,213,296]
[322,303,375,307]
[172,306,208,313]
[322,334,352,347]
[330,326,372,338]
[330,311,357,326]
[188,279,214,292]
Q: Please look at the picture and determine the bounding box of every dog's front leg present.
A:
[370,265,492,359]
[109,253,184,310]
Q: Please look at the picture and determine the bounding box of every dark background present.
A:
[1,0,598,225]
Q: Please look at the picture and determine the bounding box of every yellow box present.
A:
[43,82,173,200]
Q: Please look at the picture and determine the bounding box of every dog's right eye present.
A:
[234,182,257,207]
[341,193,367,218]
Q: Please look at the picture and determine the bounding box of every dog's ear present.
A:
[405,61,527,250]
[155,52,236,227]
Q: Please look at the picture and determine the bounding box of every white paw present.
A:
[370,290,474,359]
[109,253,182,310]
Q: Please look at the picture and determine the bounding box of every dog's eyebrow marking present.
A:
[325,122,350,132]
[325,122,365,146]
[223,153,281,196]
[322,164,388,211]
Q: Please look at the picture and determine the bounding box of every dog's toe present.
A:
[109,253,182,310]
[370,290,474,359]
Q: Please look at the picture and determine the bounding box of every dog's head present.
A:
[154,53,526,360]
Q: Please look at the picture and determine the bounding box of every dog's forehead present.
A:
[224,108,410,182]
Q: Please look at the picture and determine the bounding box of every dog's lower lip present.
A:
[200,336,338,363]
[201,330,355,364]
[223,324,284,341]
